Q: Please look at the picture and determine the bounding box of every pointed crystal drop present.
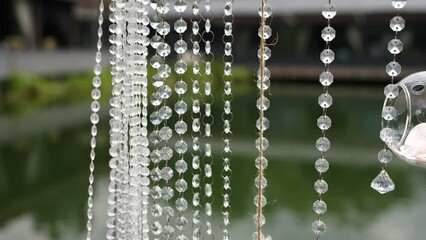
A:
[320,49,335,64]
[322,4,337,19]
[388,39,403,54]
[386,61,401,77]
[371,170,395,194]
[321,26,336,42]
[390,16,405,32]
[392,0,406,9]
[384,84,399,99]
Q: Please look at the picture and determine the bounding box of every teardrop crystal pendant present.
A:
[371,170,395,194]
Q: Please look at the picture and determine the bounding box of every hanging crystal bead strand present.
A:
[201,0,215,238]
[190,1,203,239]
[86,1,104,240]
[106,0,122,239]
[149,0,167,238]
[221,0,233,239]
[312,1,336,238]
[254,1,272,239]
[371,0,406,194]
[173,0,190,239]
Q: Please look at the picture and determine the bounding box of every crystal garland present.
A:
[173,0,190,239]
[190,1,203,239]
[201,0,215,238]
[221,0,233,239]
[371,0,406,194]
[254,0,272,239]
[86,1,104,240]
[312,1,336,238]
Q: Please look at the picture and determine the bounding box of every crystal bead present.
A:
[174,0,187,13]
[151,204,162,217]
[150,54,164,69]
[192,156,200,169]
[93,76,101,88]
[174,101,187,115]
[313,200,327,214]
[158,64,172,78]
[317,115,332,130]
[321,26,336,42]
[160,147,173,161]
[174,39,187,54]
[384,84,399,99]
[258,47,271,60]
[176,197,188,211]
[314,180,328,194]
[312,220,326,236]
[319,71,334,87]
[257,97,270,111]
[316,137,331,152]
[392,0,406,9]
[192,174,200,188]
[192,80,200,94]
[152,74,165,88]
[390,16,405,32]
[380,127,399,145]
[255,137,269,150]
[174,60,187,74]
[150,35,164,49]
[159,126,173,141]
[174,19,187,33]
[175,216,188,230]
[254,194,267,208]
[175,140,188,154]
[175,80,187,94]
[175,159,187,174]
[159,106,172,120]
[255,157,268,170]
[192,118,201,132]
[388,39,403,54]
[258,5,272,18]
[224,2,232,16]
[315,158,329,173]
[157,21,171,36]
[255,175,267,189]
[258,25,272,39]
[192,100,200,113]
[318,93,333,108]
[371,170,395,194]
[382,106,397,121]
[225,42,232,56]
[253,213,265,227]
[158,85,172,99]
[257,78,270,91]
[175,179,188,192]
[386,61,401,77]
[151,221,162,235]
[322,4,337,19]
[175,120,187,135]
[320,49,335,64]
[378,149,393,164]
[161,167,173,181]
[151,186,162,199]
[256,117,269,131]
[162,187,174,200]
[91,89,101,100]
[162,225,175,238]
[157,43,171,57]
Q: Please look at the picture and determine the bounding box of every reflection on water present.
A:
[1,84,426,240]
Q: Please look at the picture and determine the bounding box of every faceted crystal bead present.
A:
[162,225,175,238]
[175,159,187,174]
[174,19,187,33]
[255,137,269,150]
[192,80,200,94]
[378,149,393,164]
[161,167,173,181]
[384,84,399,99]
[258,47,271,60]
[175,121,187,135]
[392,0,407,9]
[224,42,232,56]
[152,74,165,88]
[256,117,269,131]
[258,25,272,39]
[151,221,162,235]
[319,71,333,87]
[158,85,172,99]
[255,157,268,170]
[192,174,200,188]
[192,100,200,113]
[176,216,188,231]
[151,204,162,217]
[313,200,327,214]
[159,126,173,140]
[388,39,403,54]
[157,43,171,57]
[150,54,163,68]
[174,39,187,54]
[255,175,267,189]
[149,112,162,125]
[320,49,335,64]
[192,118,201,132]
[380,127,398,145]
[150,35,164,49]
[253,213,266,227]
[321,27,336,42]
[318,93,333,108]
[160,147,173,161]
[175,81,187,95]
[257,97,270,111]
[175,179,188,193]
[176,198,188,212]
[174,0,187,13]
[151,186,162,199]
[159,106,172,120]
[312,220,326,236]
[157,22,171,36]
[315,158,329,173]
[314,180,328,194]
[174,60,187,74]
[382,106,397,121]
[175,140,188,154]
[253,194,267,208]
[158,64,171,78]
[317,115,332,130]
[258,5,272,18]
[316,137,331,152]
[386,61,401,77]
[371,170,395,194]
[322,4,336,19]
[162,187,174,200]
[390,16,405,32]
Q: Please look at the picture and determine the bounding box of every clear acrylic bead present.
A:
[313,200,327,214]
[382,106,397,120]
[257,97,270,110]
[312,220,326,236]
[317,115,332,130]
[176,197,188,212]
[315,158,329,173]
[150,54,163,68]
[320,49,335,64]
[314,179,328,194]
[321,27,336,42]
[384,84,399,99]
[162,187,174,200]
[175,100,187,115]
[316,137,331,152]
[253,194,267,208]
[161,167,173,181]
[390,16,405,32]
[378,149,393,164]
[386,61,401,76]
[150,35,164,49]
[152,74,165,88]
[158,84,172,99]
[371,170,395,194]
[318,93,333,108]
[392,0,407,9]
[388,39,403,54]
[322,4,336,19]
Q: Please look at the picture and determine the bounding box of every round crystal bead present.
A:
[175,159,187,173]
[322,4,337,19]
[255,175,267,189]
[390,16,405,32]
[175,179,188,192]
[253,194,267,208]
[257,97,270,111]
[174,60,187,74]
[175,140,188,154]
[255,157,268,170]
[255,137,269,150]
[256,117,269,131]
[388,39,403,54]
